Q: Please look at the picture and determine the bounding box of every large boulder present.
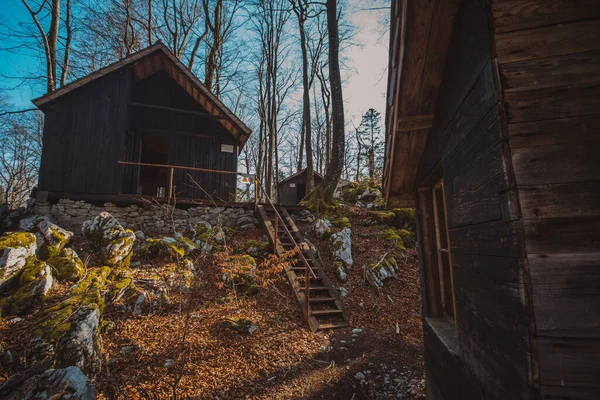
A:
[0,232,37,287]
[0,365,94,400]
[82,212,123,243]
[82,213,135,268]
[37,219,74,260]
[56,308,102,374]
[103,229,136,268]
[0,258,54,315]
[47,248,85,282]
[330,227,353,268]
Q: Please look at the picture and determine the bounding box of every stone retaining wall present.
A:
[42,199,259,234]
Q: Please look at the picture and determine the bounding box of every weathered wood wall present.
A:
[38,70,131,195]
[492,1,600,397]
[415,1,536,398]
[123,71,238,201]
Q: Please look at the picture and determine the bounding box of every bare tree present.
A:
[21,0,67,93]
[0,110,43,208]
[303,0,344,211]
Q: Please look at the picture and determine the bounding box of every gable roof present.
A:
[32,42,252,149]
[278,168,324,186]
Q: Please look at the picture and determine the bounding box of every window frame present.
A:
[418,174,457,328]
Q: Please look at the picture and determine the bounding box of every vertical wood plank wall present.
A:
[415,1,535,398]
[492,1,600,397]
[38,70,131,195]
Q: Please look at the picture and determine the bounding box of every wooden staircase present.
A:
[256,204,349,332]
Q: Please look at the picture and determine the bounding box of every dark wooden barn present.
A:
[277,169,323,206]
[32,43,251,204]
[383,1,600,399]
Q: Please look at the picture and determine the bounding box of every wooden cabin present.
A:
[383,1,600,399]
[32,43,251,204]
[277,169,323,206]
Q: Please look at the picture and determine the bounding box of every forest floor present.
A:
[0,206,424,399]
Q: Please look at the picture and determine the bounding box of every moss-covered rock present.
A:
[332,216,352,229]
[239,240,270,258]
[47,248,85,282]
[37,220,73,260]
[380,228,407,252]
[393,208,416,230]
[365,258,398,287]
[329,228,353,268]
[365,210,396,225]
[0,257,53,316]
[141,236,199,261]
[103,230,136,269]
[223,316,258,335]
[0,232,37,286]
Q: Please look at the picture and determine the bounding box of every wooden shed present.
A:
[383,1,600,399]
[32,42,251,204]
[277,169,323,206]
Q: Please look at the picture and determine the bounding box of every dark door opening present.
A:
[296,183,306,204]
[139,135,170,196]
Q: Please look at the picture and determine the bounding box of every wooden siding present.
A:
[414,1,536,398]
[122,70,238,201]
[38,69,130,195]
[492,0,600,397]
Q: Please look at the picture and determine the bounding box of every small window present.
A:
[419,178,457,326]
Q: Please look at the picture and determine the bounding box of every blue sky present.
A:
[0,0,390,123]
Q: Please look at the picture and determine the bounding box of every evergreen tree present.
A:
[358,108,383,180]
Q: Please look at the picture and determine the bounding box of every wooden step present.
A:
[298,286,328,291]
[318,321,349,329]
[309,297,336,303]
[311,309,344,316]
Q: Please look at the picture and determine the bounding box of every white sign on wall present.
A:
[289,183,296,188]
[221,144,234,153]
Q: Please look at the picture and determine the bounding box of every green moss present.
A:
[365,211,396,225]
[38,227,71,261]
[381,228,407,252]
[1,258,51,316]
[332,217,351,229]
[71,266,111,295]
[223,316,256,334]
[239,240,270,258]
[104,231,135,268]
[393,208,416,230]
[47,249,85,282]
[0,232,36,250]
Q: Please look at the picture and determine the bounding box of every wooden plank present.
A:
[537,337,600,388]
[396,115,434,132]
[508,114,600,148]
[441,62,497,159]
[492,0,600,33]
[540,383,600,399]
[519,181,600,220]
[452,254,529,314]
[495,19,600,63]
[450,220,525,258]
[500,50,600,92]
[524,216,600,254]
[416,0,461,115]
[512,142,600,185]
[442,107,501,181]
[397,0,435,116]
[529,253,600,338]
[445,144,510,229]
[504,83,600,123]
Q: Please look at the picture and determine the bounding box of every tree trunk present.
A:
[298,13,314,192]
[60,0,72,87]
[302,0,344,212]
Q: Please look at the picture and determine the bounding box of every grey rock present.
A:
[56,308,101,375]
[0,232,37,287]
[330,227,353,268]
[0,366,95,400]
